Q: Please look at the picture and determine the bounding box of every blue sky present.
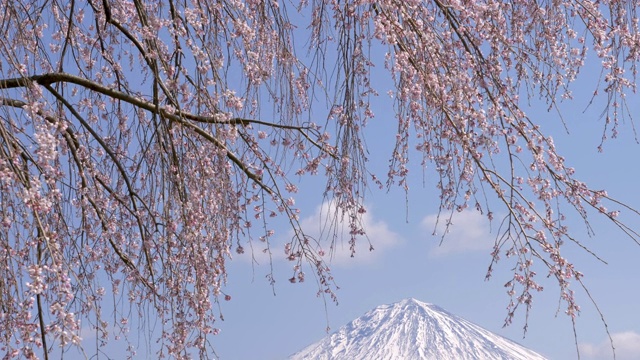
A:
[207,56,640,359]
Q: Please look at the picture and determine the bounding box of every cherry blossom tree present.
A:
[1,0,639,358]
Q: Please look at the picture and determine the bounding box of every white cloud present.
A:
[231,202,402,267]
[296,201,403,267]
[421,210,494,257]
[579,331,640,360]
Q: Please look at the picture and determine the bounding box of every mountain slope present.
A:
[289,298,547,360]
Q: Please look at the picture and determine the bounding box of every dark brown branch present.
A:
[2,75,324,208]
[0,73,308,129]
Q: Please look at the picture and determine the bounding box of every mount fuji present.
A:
[289,298,547,360]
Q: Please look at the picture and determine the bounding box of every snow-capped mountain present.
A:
[289,298,547,360]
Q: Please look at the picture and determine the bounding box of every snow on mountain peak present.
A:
[289,298,547,360]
